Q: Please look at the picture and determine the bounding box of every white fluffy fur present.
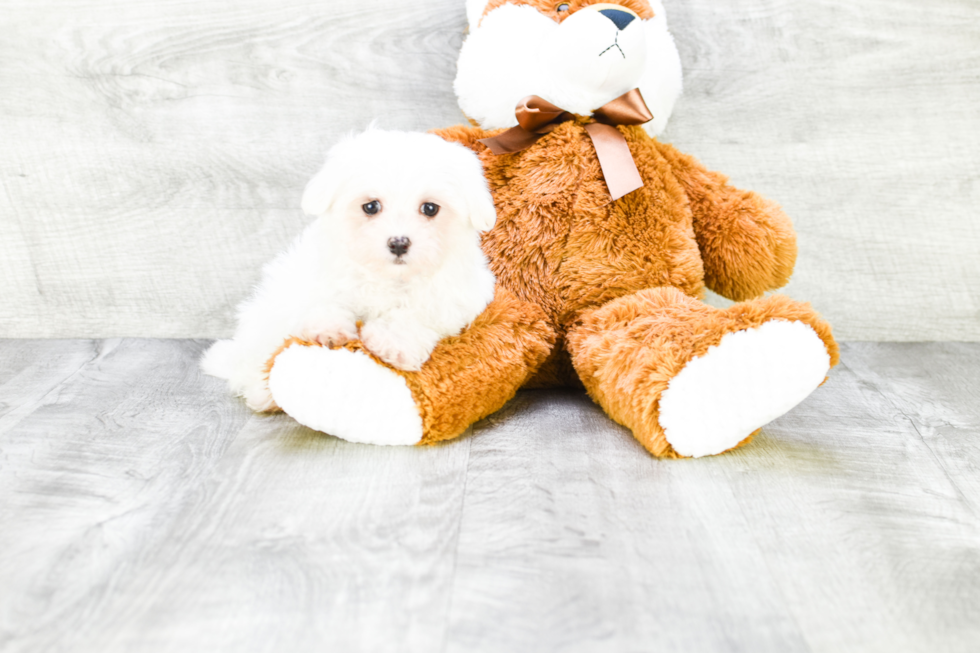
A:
[466,0,491,27]
[658,320,832,458]
[269,345,424,445]
[455,1,682,136]
[202,129,498,412]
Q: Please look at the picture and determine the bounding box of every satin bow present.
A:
[478,88,654,201]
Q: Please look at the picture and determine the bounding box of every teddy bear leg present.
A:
[266,288,556,446]
[565,287,839,458]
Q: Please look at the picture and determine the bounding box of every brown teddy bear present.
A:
[264,0,839,458]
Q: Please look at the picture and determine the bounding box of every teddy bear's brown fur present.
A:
[265,0,839,457]
[408,118,838,456]
[267,115,837,457]
[482,0,656,23]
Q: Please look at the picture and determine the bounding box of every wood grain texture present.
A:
[0,0,468,338]
[444,346,980,652]
[0,338,470,653]
[78,419,472,653]
[0,339,978,652]
[0,340,99,425]
[0,339,252,652]
[670,0,980,340]
[0,0,978,340]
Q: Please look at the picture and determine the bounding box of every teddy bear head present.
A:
[457,0,682,135]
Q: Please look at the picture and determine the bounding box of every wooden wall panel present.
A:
[0,0,977,339]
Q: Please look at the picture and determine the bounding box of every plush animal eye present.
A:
[556,3,570,12]
[421,202,440,218]
[362,200,381,215]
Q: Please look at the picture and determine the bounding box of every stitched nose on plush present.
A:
[599,9,636,30]
[387,236,411,256]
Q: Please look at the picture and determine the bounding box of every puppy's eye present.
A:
[556,3,570,12]
[362,200,381,215]
[421,202,440,218]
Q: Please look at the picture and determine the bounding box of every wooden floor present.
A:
[0,340,978,652]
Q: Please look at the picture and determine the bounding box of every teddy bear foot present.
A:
[268,342,424,446]
[567,287,839,458]
[264,288,557,447]
[657,319,831,458]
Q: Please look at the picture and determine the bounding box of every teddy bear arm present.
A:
[265,287,557,446]
[430,124,491,154]
[654,140,798,302]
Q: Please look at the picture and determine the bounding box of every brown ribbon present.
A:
[478,88,654,201]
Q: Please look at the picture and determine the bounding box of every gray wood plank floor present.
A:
[0,340,978,653]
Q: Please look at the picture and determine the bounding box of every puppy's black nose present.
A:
[599,8,636,30]
[387,236,411,257]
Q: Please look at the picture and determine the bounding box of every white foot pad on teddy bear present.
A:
[268,344,424,446]
[658,319,831,458]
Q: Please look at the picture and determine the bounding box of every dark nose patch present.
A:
[599,9,636,31]
[387,236,411,257]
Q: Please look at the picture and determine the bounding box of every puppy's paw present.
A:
[360,323,432,372]
[294,313,358,349]
[244,384,278,413]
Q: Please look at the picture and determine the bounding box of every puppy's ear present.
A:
[467,185,497,232]
[301,158,342,216]
[452,147,497,231]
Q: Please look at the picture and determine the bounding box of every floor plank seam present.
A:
[439,433,473,653]
[726,460,816,653]
[0,340,101,435]
[837,356,979,519]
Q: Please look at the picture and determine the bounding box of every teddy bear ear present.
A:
[637,0,684,136]
[465,0,490,28]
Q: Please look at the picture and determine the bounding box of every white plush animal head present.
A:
[457,0,682,135]
[302,129,496,280]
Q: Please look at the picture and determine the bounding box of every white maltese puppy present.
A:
[201,129,498,412]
